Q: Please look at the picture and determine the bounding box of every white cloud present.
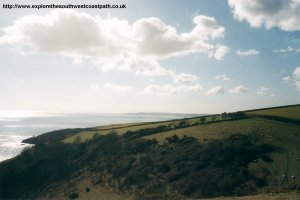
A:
[257,87,270,96]
[236,49,260,56]
[274,46,294,53]
[0,9,228,79]
[228,0,300,31]
[102,83,133,92]
[214,74,230,81]
[118,57,168,77]
[282,76,292,83]
[141,84,202,96]
[204,85,225,95]
[274,46,300,54]
[294,67,300,80]
[229,85,249,93]
[170,72,199,84]
[282,67,300,91]
[191,15,225,39]
[214,45,230,60]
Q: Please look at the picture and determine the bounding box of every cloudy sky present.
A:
[0,0,299,114]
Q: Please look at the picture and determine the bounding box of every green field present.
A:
[247,105,300,120]
[64,105,300,144]
[63,115,224,143]
[63,117,210,143]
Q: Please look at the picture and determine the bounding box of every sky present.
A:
[0,0,299,114]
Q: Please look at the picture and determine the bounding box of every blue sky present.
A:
[0,0,299,114]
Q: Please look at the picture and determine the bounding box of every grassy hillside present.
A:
[1,104,300,199]
[246,104,300,120]
[144,118,300,188]
[62,105,300,144]
[63,117,212,143]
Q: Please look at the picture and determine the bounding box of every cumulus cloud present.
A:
[228,0,300,31]
[170,72,199,84]
[236,49,260,56]
[204,86,225,95]
[118,57,168,77]
[102,83,133,92]
[213,45,230,60]
[229,85,249,93]
[0,9,228,79]
[141,84,202,96]
[214,74,230,81]
[282,67,300,91]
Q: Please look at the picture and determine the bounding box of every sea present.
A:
[0,112,197,162]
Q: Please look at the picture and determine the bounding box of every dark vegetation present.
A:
[1,105,299,199]
[23,128,85,145]
[0,130,275,199]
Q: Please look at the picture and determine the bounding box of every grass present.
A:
[144,118,300,187]
[63,121,172,143]
[63,115,223,143]
[247,105,300,120]
[63,117,209,143]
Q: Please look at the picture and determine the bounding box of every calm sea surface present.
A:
[0,113,195,162]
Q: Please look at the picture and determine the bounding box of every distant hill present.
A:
[0,104,299,199]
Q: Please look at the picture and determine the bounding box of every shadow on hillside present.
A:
[0,131,276,199]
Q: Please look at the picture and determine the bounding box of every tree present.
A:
[221,112,228,120]
[200,117,206,124]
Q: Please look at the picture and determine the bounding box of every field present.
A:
[247,105,300,120]
[63,117,211,143]
[63,105,300,144]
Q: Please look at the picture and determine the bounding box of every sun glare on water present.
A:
[0,110,56,120]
